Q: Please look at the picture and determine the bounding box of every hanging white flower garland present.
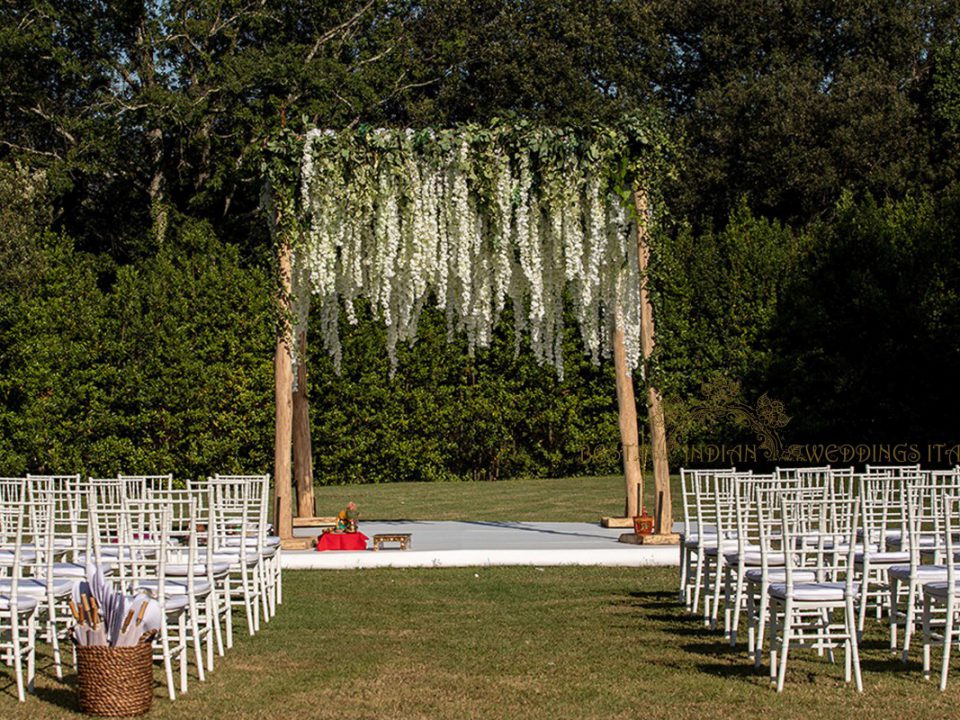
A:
[296,125,649,379]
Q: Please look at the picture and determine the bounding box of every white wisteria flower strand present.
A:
[296,125,649,378]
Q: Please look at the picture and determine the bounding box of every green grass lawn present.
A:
[309,474,683,522]
[5,567,960,719]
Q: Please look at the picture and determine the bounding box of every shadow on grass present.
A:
[696,662,769,680]
[682,640,745,657]
[0,673,79,713]
[625,591,676,611]
[33,684,80,713]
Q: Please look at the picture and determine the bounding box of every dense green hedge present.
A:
[3,164,959,480]
[0,211,275,480]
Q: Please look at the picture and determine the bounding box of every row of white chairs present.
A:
[0,473,281,702]
[678,465,960,692]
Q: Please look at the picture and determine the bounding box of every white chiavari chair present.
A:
[688,468,741,621]
[119,473,174,499]
[854,473,911,638]
[101,497,188,700]
[747,479,829,667]
[920,493,960,690]
[203,477,261,644]
[212,475,279,622]
[0,499,39,701]
[865,464,922,478]
[765,492,862,692]
[888,471,957,662]
[680,468,736,609]
[136,490,212,686]
[722,473,776,645]
[703,471,744,630]
[13,489,75,681]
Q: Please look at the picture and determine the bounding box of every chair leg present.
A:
[888,575,899,652]
[11,611,25,702]
[821,608,835,662]
[161,618,176,701]
[940,601,954,691]
[47,599,63,680]
[205,594,216,672]
[237,568,255,637]
[259,562,271,623]
[251,564,262,633]
[678,543,688,603]
[923,595,933,680]
[723,565,733,639]
[190,598,205,683]
[857,563,869,639]
[275,551,283,607]
[730,570,745,647]
[776,599,793,693]
[224,576,234,650]
[179,613,188,694]
[710,557,724,631]
[755,589,769,668]
[902,578,917,663]
[691,552,704,619]
[27,611,36,695]
[212,581,225,656]
[271,555,279,615]
[845,596,863,691]
[769,601,779,686]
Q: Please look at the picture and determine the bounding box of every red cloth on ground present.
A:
[315,532,368,551]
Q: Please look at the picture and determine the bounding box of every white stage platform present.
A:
[282,520,680,569]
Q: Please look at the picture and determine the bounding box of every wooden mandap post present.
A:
[634,189,672,535]
[293,330,316,518]
[613,327,643,519]
[273,230,294,541]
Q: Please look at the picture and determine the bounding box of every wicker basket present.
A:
[75,641,154,717]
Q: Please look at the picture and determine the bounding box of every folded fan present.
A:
[71,565,161,647]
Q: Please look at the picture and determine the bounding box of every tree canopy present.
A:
[2,1,960,478]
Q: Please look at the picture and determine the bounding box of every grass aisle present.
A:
[309,475,682,522]
[4,567,959,718]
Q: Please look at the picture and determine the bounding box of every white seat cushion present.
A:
[166,562,231,578]
[0,549,37,564]
[855,551,910,564]
[889,564,947,582]
[212,551,259,566]
[0,595,39,612]
[703,541,742,556]
[723,550,782,566]
[922,580,960,598]
[53,562,116,577]
[138,579,212,597]
[0,578,75,597]
[769,582,858,602]
[683,533,718,549]
[745,568,816,584]
[223,536,282,549]
[77,547,157,562]
[162,595,189,612]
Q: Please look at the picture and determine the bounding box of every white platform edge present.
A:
[281,546,679,570]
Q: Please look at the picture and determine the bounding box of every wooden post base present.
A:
[618,532,681,546]
[292,516,337,528]
[601,516,635,529]
[280,538,312,550]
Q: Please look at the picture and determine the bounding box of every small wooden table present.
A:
[372,533,412,551]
